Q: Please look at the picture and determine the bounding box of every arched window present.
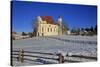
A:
[42,27,43,32]
[54,27,56,32]
[48,28,49,32]
[51,28,52,32]
[56,29,58,32]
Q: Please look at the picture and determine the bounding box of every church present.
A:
[34,16,62,36]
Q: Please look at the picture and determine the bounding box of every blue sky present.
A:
[11,1,97,32]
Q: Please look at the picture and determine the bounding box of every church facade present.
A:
[34,16,62,36]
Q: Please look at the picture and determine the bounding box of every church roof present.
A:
[41,16,54,24]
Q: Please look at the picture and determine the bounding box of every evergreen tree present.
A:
[94,25,97,34]
[28,32,33,38]
[22,32,27,36]
[90,26,94,32]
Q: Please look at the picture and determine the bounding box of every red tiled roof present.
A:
[41,16,54,24]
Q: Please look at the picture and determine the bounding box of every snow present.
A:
[12,35,97,66]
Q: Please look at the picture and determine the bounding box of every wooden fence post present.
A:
[58,53,64,63]
[18,49,24,63]
[21,49,24,63]
[18,49,21,62]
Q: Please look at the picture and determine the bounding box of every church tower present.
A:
[36,16,42,36]
[58,16,62,35]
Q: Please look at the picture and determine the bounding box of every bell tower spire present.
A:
[58,16,62,35]
[58,16,62,25]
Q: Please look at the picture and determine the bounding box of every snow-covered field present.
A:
[12,35,97,66]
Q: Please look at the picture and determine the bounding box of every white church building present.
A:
[34,16,63,36]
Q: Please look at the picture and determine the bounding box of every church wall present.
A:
[37,23,58,36]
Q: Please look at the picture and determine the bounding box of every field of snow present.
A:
[12,35,97,66]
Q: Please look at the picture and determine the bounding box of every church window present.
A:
[48,28,49,32]
[56,29,58,32]
[51,28,52,32]
[42,27,43,32]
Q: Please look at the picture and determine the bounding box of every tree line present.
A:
[70,25,97,36]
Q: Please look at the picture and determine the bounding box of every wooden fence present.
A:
[11,49,97,64]
[11,49,65,64]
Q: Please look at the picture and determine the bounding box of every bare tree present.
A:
[62,21,69,34]
[31,18,38,36]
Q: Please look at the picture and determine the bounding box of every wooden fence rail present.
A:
[23,51,56,55]
[12,49,64,63]
[66,54,97,60]
[12,49,97,64]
